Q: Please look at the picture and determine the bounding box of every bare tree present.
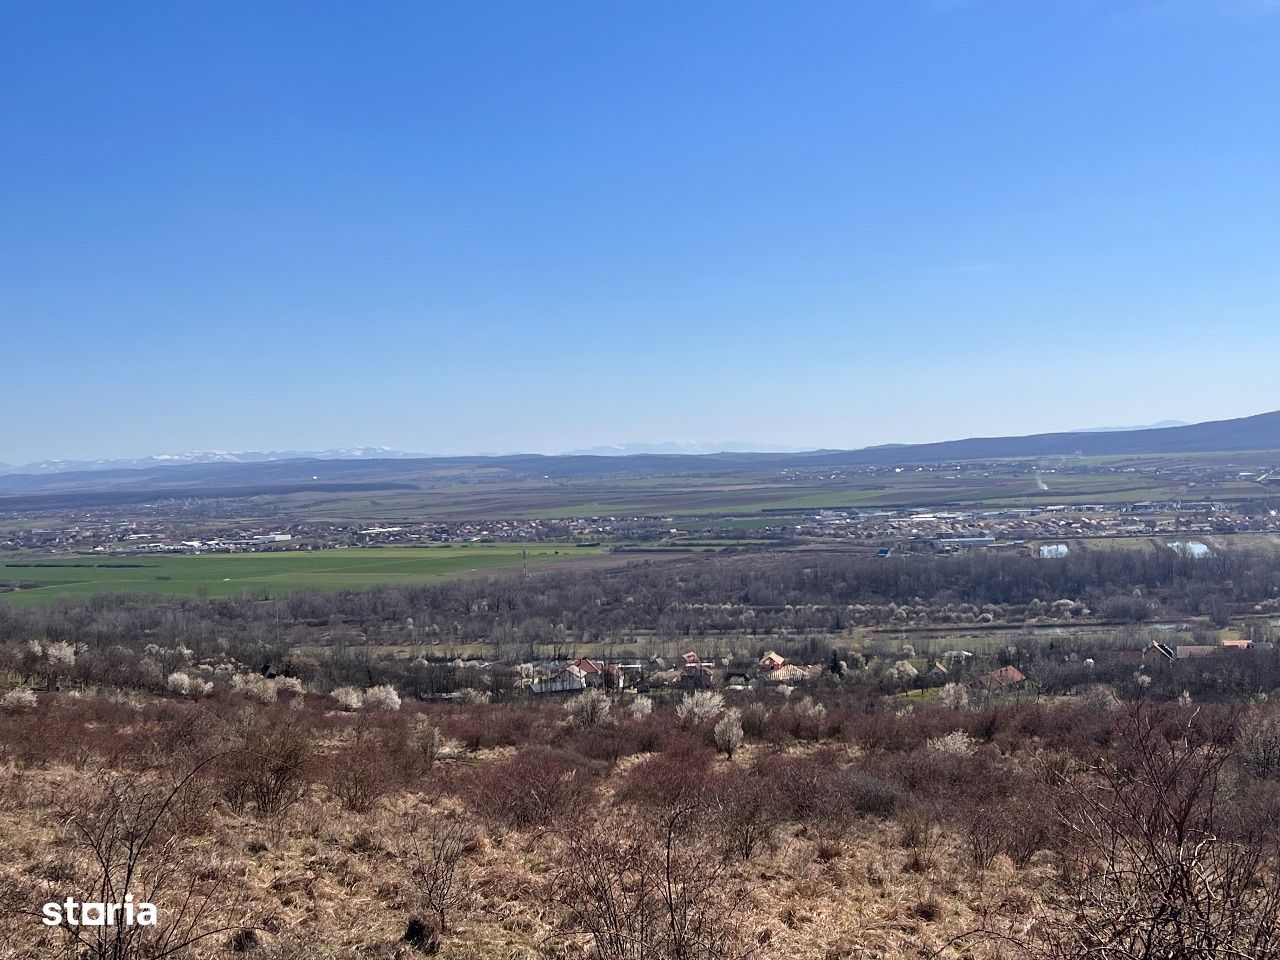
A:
[934,706,1280,960]
[49,759,251,960]
[1039,705,1280,960]
[400,813,476,934]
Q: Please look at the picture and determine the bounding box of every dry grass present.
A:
[0,747,1060,960]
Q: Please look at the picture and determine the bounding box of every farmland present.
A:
[0,543,606,605]
[5,441,1280,527]
[133,460,1280,521]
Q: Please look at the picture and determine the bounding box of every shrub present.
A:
[415,721,443,767]
[568,723,653,766]
[754,752,903,852]
[676,690,725,727]
[456,688,491,705]
[331,686,364,711]
[828,769,905,818]
[53,766,243,960]
[466,747,600,830]
[565,689,612,729]
[330,737,400,812]
[628,695,653,719]
[708,768,779,860]
[926,730,976,757]
[364,684,402,711]
[740,702,770,738]
[275,676,305,700]
[962,805,1006,870]
[882,743,1011,805]
[444,704,546,752]
[617,742,714,811]
[1237,709,1280,780]
[1,686,37,713]
[786,696,828,740]
[1045,706,1280,960]
[231,674,277,704]
[1000,795,1062,867]
[551,809,750,960]
[899,804,943,871]
[218,722,311,818]
[165,672,190,696]
[1080,684,1122,713]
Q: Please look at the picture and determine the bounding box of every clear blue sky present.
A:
[3,0,1279,463]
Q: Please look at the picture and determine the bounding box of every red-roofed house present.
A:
[568,657,624,689]
[986,665,1026,689]
[759,651,786,672]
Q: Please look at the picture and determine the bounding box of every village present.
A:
[5,495,1280,560]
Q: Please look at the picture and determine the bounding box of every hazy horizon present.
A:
[0,410,1263,467]
[5,1,1280,464]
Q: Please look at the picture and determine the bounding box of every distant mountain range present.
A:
[0,442,806,475]
[1,410,1278,509]
[564,441,807,456]
[0,447,433,476]
[1070,420,1189,433]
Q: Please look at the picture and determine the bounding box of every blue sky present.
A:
[3,0,1279,462]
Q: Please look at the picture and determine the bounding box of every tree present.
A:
[937,682,969,711]
[713,709,743,760]
[828,649,845,677]
[45,640,76,689]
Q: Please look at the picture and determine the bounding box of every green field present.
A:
[0,543,606,606]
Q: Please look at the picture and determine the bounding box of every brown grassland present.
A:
[2,684,1279,960]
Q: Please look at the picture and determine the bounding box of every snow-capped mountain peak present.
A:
[3,448,431,475]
